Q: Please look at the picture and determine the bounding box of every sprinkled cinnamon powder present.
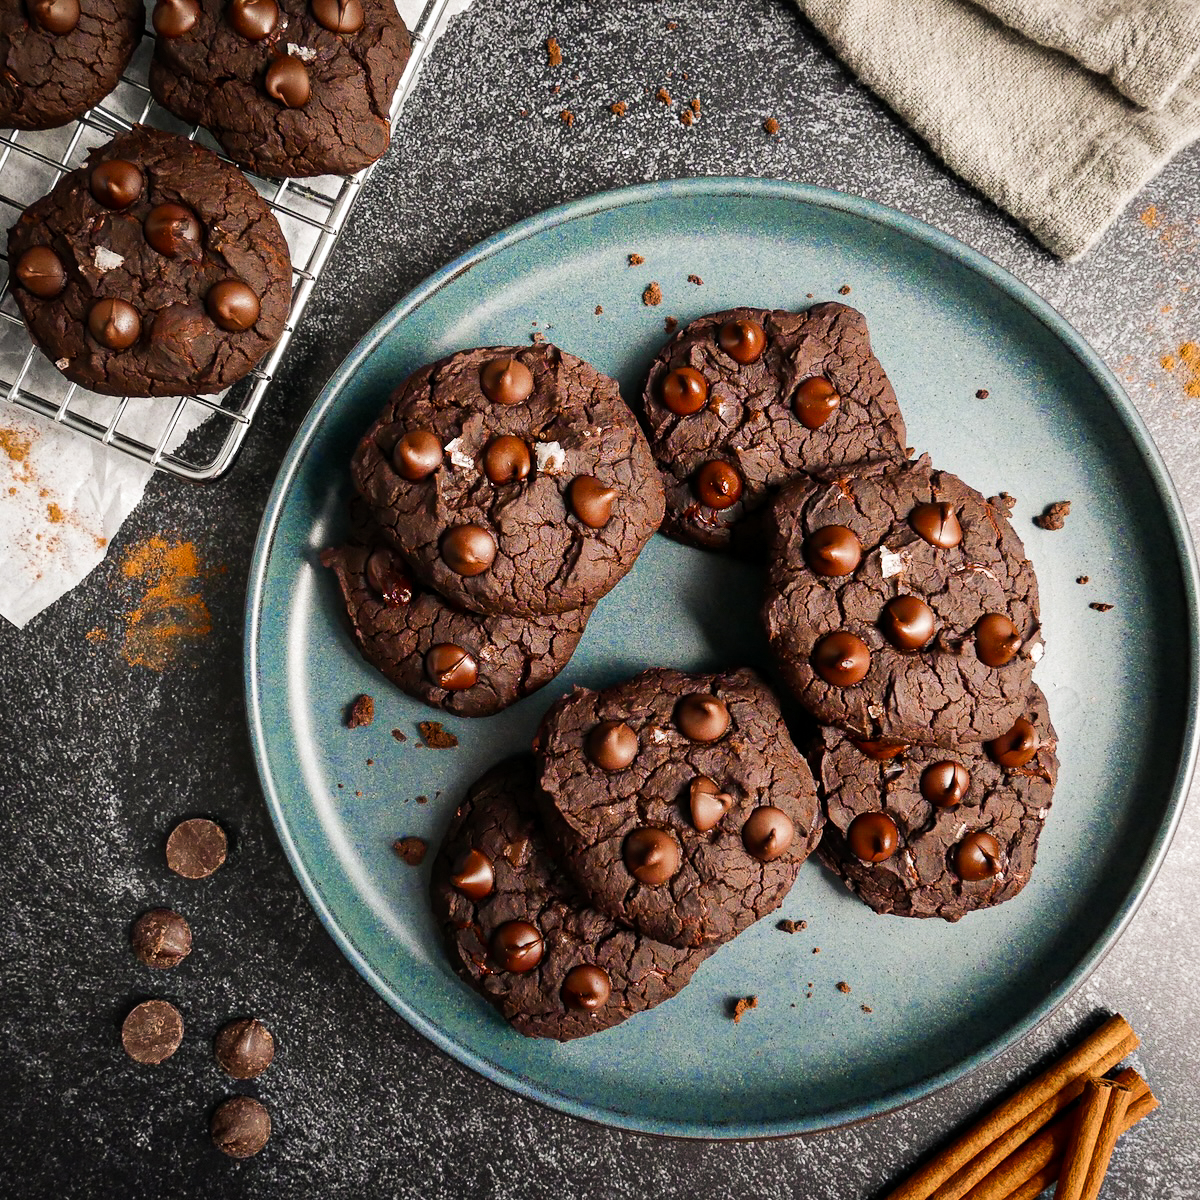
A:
[46,503,64,524]
[118,536,213,670]
[763,117,779,135]
[609,100,627,116]
[656,87,671,105]
[1139,206,1160,229]
[85,628,107,643]
[545,36,562,67]
[559,109,574,127]
[1180,341,1200,398]
[0,428,32,463]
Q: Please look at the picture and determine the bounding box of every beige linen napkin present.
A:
[796,0,1200,260]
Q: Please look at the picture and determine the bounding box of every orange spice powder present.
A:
[119,536,212,670]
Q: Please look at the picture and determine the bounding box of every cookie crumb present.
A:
[594,304,603,315]
[366,758,374,766]
[418,721,458,748]
[690,97,700,113]
[1033,500,1071,531]
[687,273,703,285]
[777,918,807,933]
[812,946,821,954]
[391,728,407,742]
[679,108,694,127]
[392,837,427,866]
[559,109,574,127]
[609,100,627,116]
[545,36,562,67]
[346,694,374,729]
[861,1004,873,1014]
[988,492,1016,515]
[628,252,644,265]
[416,794,429,805]
[1090,601,1114,613]
[531,331,546,343]
[763,116,779,135]
[976,388,990,399]
[838,284,851,295]
[656,86,671,105]
[837,981,851,994]
[730,995,758,1023]
[1076,576,1089,585]
[664,316,678,333]
[643,282,663,306]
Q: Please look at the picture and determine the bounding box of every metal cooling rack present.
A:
[0,0,456,481]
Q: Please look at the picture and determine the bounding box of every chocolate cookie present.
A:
[321,501,592,718]
[533,667,823,949]
[149,0,411,178]
[0,1,142,131]
[639,303,907,552]
[813,688,1058,920]
[762,455,1042,747]
[6,127,291,397]
[351,343,665,618]
[430,757,712,1041]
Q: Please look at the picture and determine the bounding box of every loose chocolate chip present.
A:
[424,643,478,690]
[205,280,260,332]
[804,525,861,577]
[449,849,494,900]
[214,1018,275,1080]
[311,0,363,32]
[986,716,1039,768]
[851,738,907,760]
[674,692,729,742]
[131,908,192,969]
[482,435,531,484]
[561,964,611,1011]
[166,817,228,879]
[742,806,794,862]
[28,0,79,36]
[921,761,970,808]
[14,246,66,299]
[693,460,743,509]
[211,1096,272,1158]
[623,827,681,884]
[392,429,443,480]
[122,999,183,1065]
[480,356,534,405]
[144,203,202,258]
[87,299,140,350]
[265,55,311,108]
[910,502,963,549]
[489,920,544,972]
[811,631,870,686]
[717,317,766,364]
[89,160,143,210]
[568,475,617,528]
[955,831,1003,881]
[975,613,1021,667]
[585,720,638,770]
[227,0,278,39]
[689,776,732,832]
[792,376,840,429]
[847,811,899,862]
[365,547,413,606]
[661,366,708,414]
[880,595,936,651]
[153,0,200,37]
[440,524,497,576]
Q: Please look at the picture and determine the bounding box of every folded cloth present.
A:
[796,0,1200,260]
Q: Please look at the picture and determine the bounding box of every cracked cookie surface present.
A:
[762,455,1042,747]
[149,0,411,179]
[813,687,1058,920]
[534,667,823,949]
[639,303,907,553]
[321,501,591,718]
[351,343,665,618]
[430,756,711,1041]
[7,127,291,397]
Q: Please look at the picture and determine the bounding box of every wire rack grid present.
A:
[0,0,455,482]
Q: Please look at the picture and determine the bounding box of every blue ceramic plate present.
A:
[245,179,1199,1138]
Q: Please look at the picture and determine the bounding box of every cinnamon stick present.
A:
[1055,1079,1123,1200]
[884,1015,1138,1200]
[1079,1080,1134,1200]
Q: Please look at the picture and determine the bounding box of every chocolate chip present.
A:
[561,964,611,1011]
[205,280,260,332]
[449,849,494,900]
[480,357,534,405]
[689,776,732,832]
[214,1018,275,1080]
[152,0,199,37]
[165,817,228,879]
[623,827,681,884]
[975,613,1021,667]
[674,692,729,742]
[365,546,413,605]
[311,0,363,33]
[804,525,861,576]
[717,317,766,364]
[144,203,202,258]
[921,761,970,808]
[742,805,794,861]
[131,908,192,969]
[880,595,936,651]
[811,631,870,686]
[986,716,1039,767]
[211,1096,272,1158]
[489,920,543,972]
[482,435,531,484]
[693,460,743,509]
[792,376,840,429]
[227,0,278,39]
[568,475,617,528]
[14,246,66,299]
[29,0,79,34]
[585,720,638,770]
[910,502,962,549]
[852,738,907,760]
[424,643,478,690]
[954,831,1003,881]
[847,811,899,862]
[661,366,708,414]
[121,999,184,1065]
[265,55,311,108]
[392,429,443,480]
[89,160,143,210]
[440,524,496,576]
[87,298,140,350]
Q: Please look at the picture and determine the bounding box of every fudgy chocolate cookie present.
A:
[0,0,142,131]
[430,757,711,1041]
[534,667,823,949]
[813,687,1058,920]
[7,127,291,397]
[762,455,1042,747]
[321,501,592,718]
[351,343,665,618]
[148,0,411,178]
[639,303,907,552]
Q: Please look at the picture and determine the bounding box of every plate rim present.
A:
[244,176,1200,1139]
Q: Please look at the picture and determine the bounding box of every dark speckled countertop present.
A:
[2,2,1198,1196]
